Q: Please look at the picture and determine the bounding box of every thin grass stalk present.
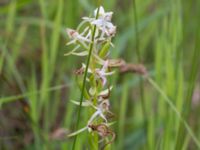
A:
[147,77,200,149]
[163,1,182,148]
[132,0,148,148]
[28,71,41,150]
[0,39,5,73]
[37,1,50,148]
[132,0,146,118]
[46,1,63,147]
[6,0,16,37]
[0,84,68,105]
[175,27,200,150]
[118,78,128,149]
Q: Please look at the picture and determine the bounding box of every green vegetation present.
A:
[0,0,200,149]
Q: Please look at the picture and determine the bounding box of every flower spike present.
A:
[65,6,117,147]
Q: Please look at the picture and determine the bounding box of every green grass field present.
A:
[0,0,200,149]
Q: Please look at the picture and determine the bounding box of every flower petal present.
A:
[64,45,79,56]
[70,100,91,107]
[68,126,88,137]
[101,71,115,76]
[88,110,101,124]
[98,86,113,96]
[71,51,88,56]
[99,113,108,123]
[94,6,105,17]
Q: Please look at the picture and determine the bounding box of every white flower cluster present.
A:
[66,6,116,140]
[65,6,116,57]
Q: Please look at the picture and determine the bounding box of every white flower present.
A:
[99,100,110,111]
[91,19,116,36]
[93,6,115,36]
[81,61,115,86]
[95,60,115,86]
[66,28,91,46]
[83,6,116,37]
[87,99,110,124]
[107,26,116,36]
[70,99,110,126]
[98,86,113,97]
[88,109,107,124]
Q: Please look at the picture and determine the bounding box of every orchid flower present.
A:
[70,99,110,127]
[83,6,116,37]
[95,60,115,86]
[66,28,91,46]
[81,61,115,86]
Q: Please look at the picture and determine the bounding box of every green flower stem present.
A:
[72,5,101,150]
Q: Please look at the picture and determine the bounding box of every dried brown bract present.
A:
[119,63,147,76]
[88,124,116,149]
[74,67,84,75]
[106,58,147,76]
[108,59,147,76]
[107,58,126,68]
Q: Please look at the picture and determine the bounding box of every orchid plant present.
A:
[65,6,117,147]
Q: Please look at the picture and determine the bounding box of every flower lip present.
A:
[95,60,115,86]
[107,26,116,36]
[100,99,110,111]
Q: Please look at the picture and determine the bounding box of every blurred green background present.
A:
[0,0,200,149]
